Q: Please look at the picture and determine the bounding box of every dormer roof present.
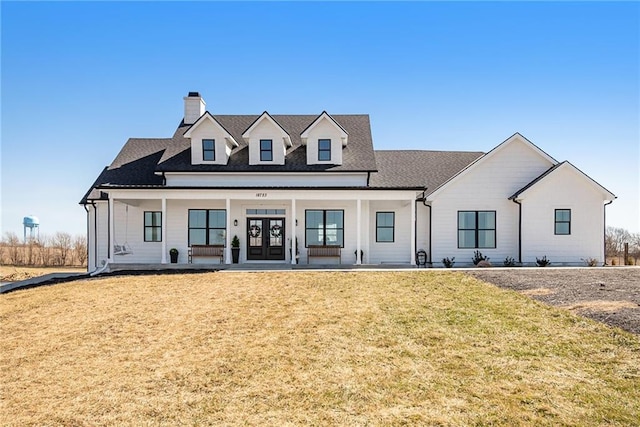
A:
[242,111,292,147]
[300,111,349,146]
[183,111,239,147]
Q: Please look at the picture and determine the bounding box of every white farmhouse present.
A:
[81,92,615,271]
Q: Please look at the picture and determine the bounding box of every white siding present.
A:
[165,199,227,264]
[304,118,344,165]
[430,138,554,266]
[189,119,232,165]
[165,172,368,187]
[368,201,413,264]
[95,201,109,269]
[520,166,606,265]
[247,119,287,165]
[111,200,163,263]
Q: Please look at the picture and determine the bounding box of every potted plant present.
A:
[231,235,240,264]
[169,248,179,263]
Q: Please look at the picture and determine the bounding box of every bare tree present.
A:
[3,232,22,265]
[73,235,88,266]
[53,232,73,266]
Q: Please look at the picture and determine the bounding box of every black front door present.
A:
[247,218,285,260]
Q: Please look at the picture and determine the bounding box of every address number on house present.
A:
[256,193,268,198]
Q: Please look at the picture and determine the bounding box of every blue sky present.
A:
[1,1,639,238]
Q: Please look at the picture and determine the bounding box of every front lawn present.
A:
[1,271,638,425]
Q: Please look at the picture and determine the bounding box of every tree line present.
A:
[605,226,640,265]
[0,232,87,267]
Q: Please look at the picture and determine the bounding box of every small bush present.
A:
[536,256,551,267]
[472,250,489,266]
[476,260,492,268]
[442,257,455,268]
[626,257,634,266]
[582,257,598,267]
[503,256,516,267]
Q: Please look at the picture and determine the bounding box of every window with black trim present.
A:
[555,209,571,235]
[305,210,344,247]
[202,139,215,161]
[188,209,226,246]
[458,211,496,248]
[318,139,331,161]
[376,212,395,242]
[260,139,273,161]
[144,211,162,242]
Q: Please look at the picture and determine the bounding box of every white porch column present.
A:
[410,198,416,266]
[225,198,231,264]
[291,198,297,265]
[108,196,114,263]
[356,199,362,265]
[161,198,167,264]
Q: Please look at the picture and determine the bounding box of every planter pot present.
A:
[170,252,178,263]
[231,247,240,264]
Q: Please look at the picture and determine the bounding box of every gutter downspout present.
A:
[604,200,613,266]
[511,198,522,264]
[91,201,98,270]
[416,189,432,266]
[83,203,89,272]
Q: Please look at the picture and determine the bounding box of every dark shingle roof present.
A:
[369,150,484,190]
[157,114,377,172]
[80,114,484,203]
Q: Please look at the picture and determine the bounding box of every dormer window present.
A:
[260,139,273,161]
[202,139,215,161]
[318,139,331,161]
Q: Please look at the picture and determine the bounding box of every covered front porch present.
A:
[88,188,431,273]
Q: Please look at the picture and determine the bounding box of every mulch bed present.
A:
[468,268,640,335]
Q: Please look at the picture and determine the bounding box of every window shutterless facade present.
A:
[144,211,162,242]
[260,139,273,161]
[202,139,215,161]
[318,139,331,161]
[188,209,226,246]
[458,211,496,249]
[555,209,571,235]
[376,212,395,242]
[305,210,344,247]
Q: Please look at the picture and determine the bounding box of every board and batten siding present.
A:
[111,200,163,264]
[519,166,607,264]
[166,199,227,264]
[368,201,412,264]
[430,138,554,266]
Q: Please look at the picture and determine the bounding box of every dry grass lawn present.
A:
[1,271,639,426]
[0,265,86,282]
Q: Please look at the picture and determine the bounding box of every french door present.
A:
[246,218,285,260]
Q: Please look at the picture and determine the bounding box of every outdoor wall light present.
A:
[295,219,298,226]
[234,219,238,226]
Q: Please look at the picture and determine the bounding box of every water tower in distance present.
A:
[23,215,40,243]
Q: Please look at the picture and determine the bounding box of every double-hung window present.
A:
[305,210,344,247]
[318,139,331,161]
[376,212,395,242]
[144,211,162,242]
[188,209,226,246]
[458,211,496,248]
[555,209,571,235]
[202,139,215,161]
[260,139,273,161]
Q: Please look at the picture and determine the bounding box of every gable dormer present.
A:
[242,112,292,165]
[184,112,239,165]
[300,111,348,165]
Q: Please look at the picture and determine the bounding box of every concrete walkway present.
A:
[0,272,90,294]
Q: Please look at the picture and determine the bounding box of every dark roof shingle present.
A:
[369,150,484,190]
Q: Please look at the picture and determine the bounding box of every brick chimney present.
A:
[183,92,206,125]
